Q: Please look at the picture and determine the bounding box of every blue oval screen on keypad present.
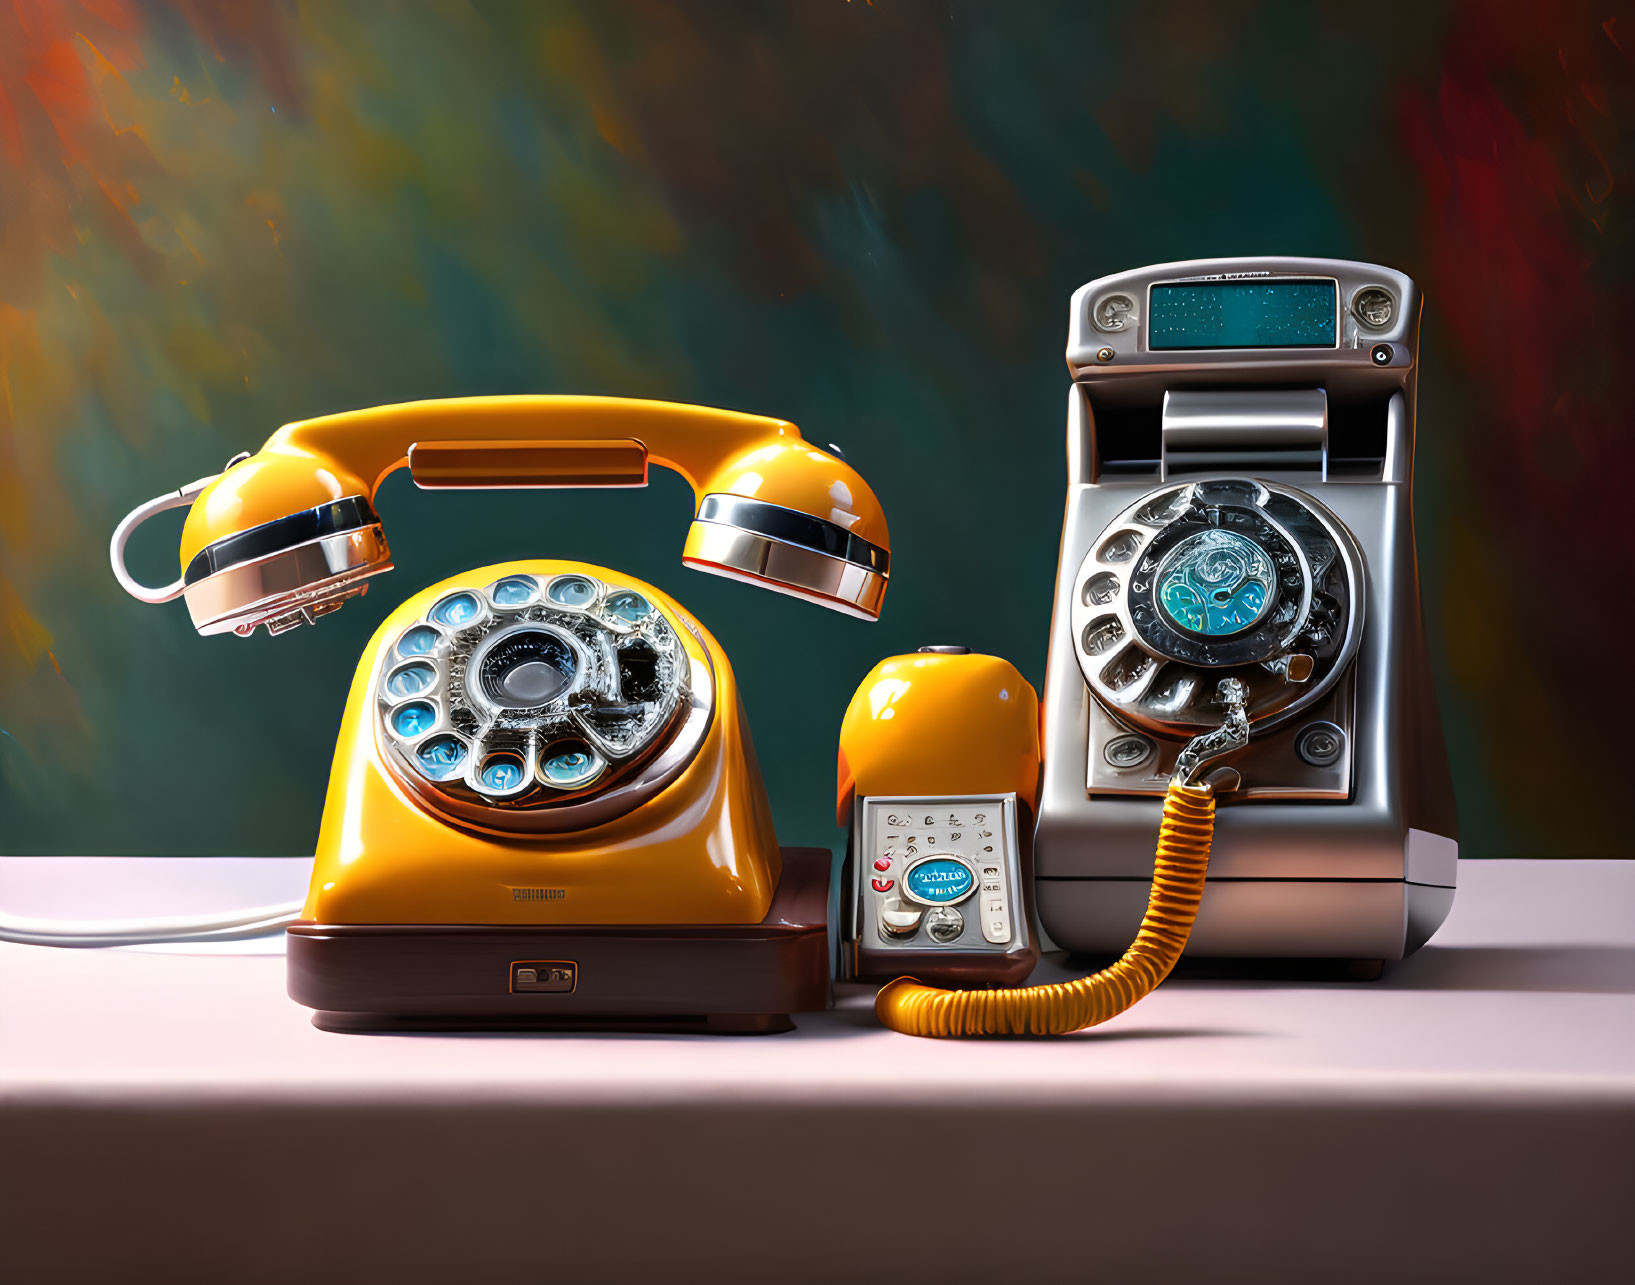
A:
[904,858,975,904]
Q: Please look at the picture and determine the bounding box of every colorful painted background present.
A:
[1,1,1629,858]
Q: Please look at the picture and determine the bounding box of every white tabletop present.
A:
[2,856,1632,1283]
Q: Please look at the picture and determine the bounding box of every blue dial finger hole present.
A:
[479,755,525,792]
[430,593,480,627]
[397,625,440,657]
[540,744,599,787]
[492,577,536,607]
[392,701,437,738]
[415,734,467,778]
[605,590,652,626]
[386,663,436,699]
[546,575,597,608]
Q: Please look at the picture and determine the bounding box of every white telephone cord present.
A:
[0,900,304,947]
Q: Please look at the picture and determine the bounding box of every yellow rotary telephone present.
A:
[111,395,889,1032]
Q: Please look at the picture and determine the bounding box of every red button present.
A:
[873,857,892,871]
[871,878,894,893]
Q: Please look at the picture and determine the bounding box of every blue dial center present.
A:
[1155,529,1276,637]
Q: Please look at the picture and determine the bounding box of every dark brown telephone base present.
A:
[850,944,1040,988]
[287,847,834,1035]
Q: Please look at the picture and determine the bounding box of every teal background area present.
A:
[1,2,1629,858]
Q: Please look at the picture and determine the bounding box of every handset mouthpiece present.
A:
[110,452,393,637]
[110,450,391,638]
[176,493,393,637]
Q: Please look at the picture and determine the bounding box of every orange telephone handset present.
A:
[110,395,889,637]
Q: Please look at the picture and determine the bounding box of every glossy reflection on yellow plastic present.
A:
[835,651,1041,825]
[302,560,780,928]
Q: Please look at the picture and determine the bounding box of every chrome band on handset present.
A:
[1038,258,1458,964]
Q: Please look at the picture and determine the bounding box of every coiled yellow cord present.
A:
[875,781,1216,1037]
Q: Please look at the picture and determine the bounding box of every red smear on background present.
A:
[1399,1,1627,558]
[167,0,303,115]
[0,66,23,167]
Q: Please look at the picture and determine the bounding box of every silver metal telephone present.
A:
[1035,257,1458,965]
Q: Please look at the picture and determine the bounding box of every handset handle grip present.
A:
[405,437,649,489]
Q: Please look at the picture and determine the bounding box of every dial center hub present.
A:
[1154,529,1276,637]
[478,628,577,709]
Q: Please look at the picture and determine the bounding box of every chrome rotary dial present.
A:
[373,570,711,831]
[1070,479,1364,734]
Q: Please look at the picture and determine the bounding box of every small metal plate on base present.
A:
[512,961,577,993]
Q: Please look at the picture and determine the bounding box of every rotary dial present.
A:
[1070,478,1363,734]
[374,570,708,829]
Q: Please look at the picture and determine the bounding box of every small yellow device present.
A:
[838,647,1226,1037]
[111,395,889,1032]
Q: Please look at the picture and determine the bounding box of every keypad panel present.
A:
[856,793,1025,960]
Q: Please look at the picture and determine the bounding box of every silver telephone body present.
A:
[1035,257,1458,962]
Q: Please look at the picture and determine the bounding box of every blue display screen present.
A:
[903,858,975,905]
[1148,279,1336,350]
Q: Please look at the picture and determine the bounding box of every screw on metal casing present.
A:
[1104,734,1155,769]
[1296,722,1345,767]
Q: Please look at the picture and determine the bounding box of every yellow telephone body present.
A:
[838,650,1043,989]
[836,651,1041,825]
[839,645,1221,1037]
[111,393,889,1032]
[307,561,779,929]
